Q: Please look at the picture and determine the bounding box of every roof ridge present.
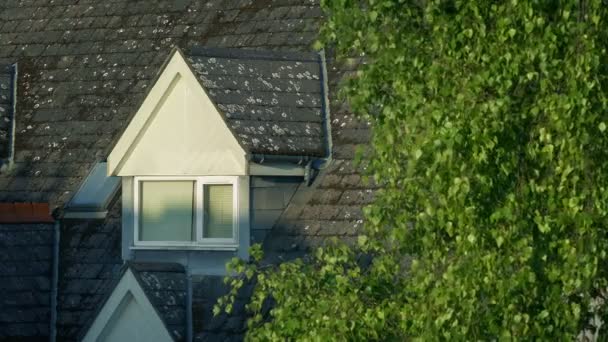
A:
[129,261,186,273]
[189,46,320,63]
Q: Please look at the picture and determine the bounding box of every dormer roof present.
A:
[187,47,328,157]
[107,47,329,176]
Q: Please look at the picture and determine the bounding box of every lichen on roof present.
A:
[130,262,188,342]
[187,47,328,157]
[0,0,324,209]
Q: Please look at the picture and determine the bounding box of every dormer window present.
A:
[104,47,329,274]
[134,176,239,247]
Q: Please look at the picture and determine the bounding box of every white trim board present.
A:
[107,49,247,177]
[82,269,174,342]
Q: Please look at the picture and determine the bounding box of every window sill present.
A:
[130,244,239,251]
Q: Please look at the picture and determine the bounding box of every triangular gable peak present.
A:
[82,268,174,342]
[107,49,248,177]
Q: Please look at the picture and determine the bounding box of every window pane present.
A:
[140,181,194,242]
[203,184,234,239]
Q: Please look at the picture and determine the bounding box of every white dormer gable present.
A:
[82,268,173,342]
[107,49,247,176]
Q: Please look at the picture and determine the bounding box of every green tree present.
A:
[218,0,608,339]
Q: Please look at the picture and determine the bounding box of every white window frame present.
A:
[133,176,239,249]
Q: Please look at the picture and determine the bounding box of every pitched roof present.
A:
[0,222,54,340]
[0,0,324,209]
[57,197,123,341]
[187,47,328,156]
[79,263,184,342]
[129,263,188,341]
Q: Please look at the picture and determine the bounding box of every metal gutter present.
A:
[8,63,16,168]
[317,49,333,170]
[249,162,306,177]
[249,154,311,164]
[304,160,313,186]
[49,219,60,342]
[248,154,309,178]
[1,63,17,173]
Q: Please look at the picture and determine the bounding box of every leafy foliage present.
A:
[217,0,608,340]
[217,243,405,340]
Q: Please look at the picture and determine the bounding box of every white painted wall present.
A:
[107,50,247,177]
[98,293,163,342]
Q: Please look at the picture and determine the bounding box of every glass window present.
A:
[139,181,195,242]
[134,176,238,246]
[203,184,234,239]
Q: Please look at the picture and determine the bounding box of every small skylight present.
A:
[66,162,120,217]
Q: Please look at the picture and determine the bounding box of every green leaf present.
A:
[369,11,378,22]
[496,236,504,248]
[358,235,368,247]
[220,2,608,340]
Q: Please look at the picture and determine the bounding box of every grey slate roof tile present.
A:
[192,275,252,341]
[260,57,377,261]
[130,262,188,341]
[0,223,54,341]
[57,195,122,341]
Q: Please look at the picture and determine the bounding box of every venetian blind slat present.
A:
[203,184,234,239]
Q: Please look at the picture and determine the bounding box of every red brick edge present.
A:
[0,203,54,223]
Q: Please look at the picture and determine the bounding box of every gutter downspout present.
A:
[304,160,313,186]
[49,219,60,342]
[316,49,333,171]
[8,63,17,168]
[1,63,17,173]
[186,270,193,342]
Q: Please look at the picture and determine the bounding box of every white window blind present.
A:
[203,184,234,239]
[139,181,195,242]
